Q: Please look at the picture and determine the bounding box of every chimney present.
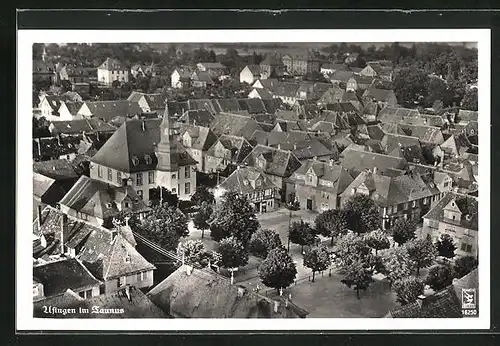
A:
[141,120,146,132]
[186,265,193,276]
[273,300,279,313]
[329,158,334,166]
[373,166,377,174]
[37,205,43,229]
[293,143,297,150]
[277,143,281,150]
[57,135,61,146]
[59,213,67,255]
[416,294,426,307]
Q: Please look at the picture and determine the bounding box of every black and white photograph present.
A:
[17,28,490,330]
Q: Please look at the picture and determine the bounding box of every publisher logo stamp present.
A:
[462,288,476,309]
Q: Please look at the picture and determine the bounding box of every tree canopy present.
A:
[177,240,207,267]
[425,264,454,291]
[391,219,417,246]
[315,209,349,246]
[392,277,425,306]
[209,191,260,246]
[303,245,331,282]
[258,246,297,290]
[405,238,437,275]
[453,256,478,279]
[138,205,188,251]
[435,233,457,259]
[191,185,215,206]
[289,219,316,252]
[343,194,380,234]
[217,236,249,269]
[380,246,416,284]
[249,228,283,258]
[364,230,391,255]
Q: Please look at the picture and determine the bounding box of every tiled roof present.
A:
[340,148,408,175]
[215,99,242,113]
[245,64,262,76]
[59,175,149,219]
[290,138,338,160]
[251,88,274,99]
[328,70,355,83]
[180,124,218,151]
[423,191,478,230]
[242,145,302,178]
[148,265,306,318]
[173,66,195,79]
[239,98,268,113]
[188,99,221,114]
[192,71,214,84]
[49,118,116,136]
[363,87,396,103]
[321,63,349,71]
[456,110,478,124]
[399,124,444,144]
[378,106,420,122]
[98,58,126,71]
[206,134,254,163]
[91,118,197,173]
[33,158,79,181]
[33,173,68,204]
[210,112,262,138]
[83,101,143,122]
[367,124,386,140]
[380,133,420,152]
[178,109,215,127]
[33,258,102,297]
[219,166,276,194]
[78,227,155,280]
[198,62,227,70]
[350,75,375,85]
[292,160,353,196]
[33,60,56,74]
[261,98,285,114]
[61,101,84,116]
[260,55,282,66]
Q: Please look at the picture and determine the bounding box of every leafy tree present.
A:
[249,229,282,258]
[405,238,437,275]
[364,230,390,255]
[209,192,260,246]
[217,236,249,269]
[340,259,374,299]
[177,239,206,267]
[435,234,457,259]
[148,186,179,208]
[426,77,453,107]
[33,116,51,138]
[393,67,429,107]
[461,88,478,111]
[289,220,316,253]
[453,256,478,279]
[425,264,454,291]
[258,246,297,290]
[101,209,138,230]
[111,80,121,89]
[192,202,213,239]
[303,245,331,282]
[380,246,416,283]
[343,194,380,234]
[138,205,188,251]
[315,209,349,246]
[392,277,425,306]
[333,232,372,268]
[191,185,215,205]
[391,219,417,246]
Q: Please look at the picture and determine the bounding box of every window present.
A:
[125,202,130,208]
[265,189,271,196]
[108,168,113,181]
[137,190,143,199]
[185,166,190,179]
[136,173,143,186]
[116,171,121,184]
[172,173,177,180]
[119,276,126,287]
[148,171,155,184]
[423,197,428,205]
[412,200,417,208]
[185,182,191,195]
[404,203,409,210]
[97,165,102,178]
[172,187,177,194]
[466,244,472,253]
[137,272,142,282]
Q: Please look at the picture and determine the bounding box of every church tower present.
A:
[156,103,180,172]
[155,103,181,194]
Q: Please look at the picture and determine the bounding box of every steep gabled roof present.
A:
[242,145,302,178]
[83,100,143,122]
[178,109,215,127]
[219,166,276,194]
[98,58,126,71]
[49,118,116,136]
[206,134,254,163]
[33,159,79,181]
[340,148,408,175]
[91,118,197,173]
[181,124,218,151]
[423,191,478,230]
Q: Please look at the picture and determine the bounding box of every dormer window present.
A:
[144,154,153,165]
[256,179,261,187]
[105,202,112,209]
[131,156,140,166]
[124,255,131,263]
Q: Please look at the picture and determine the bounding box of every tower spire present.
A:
[156,103,179,172]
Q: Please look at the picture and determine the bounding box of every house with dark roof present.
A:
[259,54,286,79]
[339,147,409,177]
[346,75,375,91]
[56,101,85,121]
[196,62,228,79]
[97,58,129,86]
[148,264,308,318]
[59,175,149,226]
[90,107,198,204]
[320,63,350,76]
[77,100,143,122]
[281,54,321,76]
[362,87,398,108]
[456,109,478,125]
[218,166,279,213]
[248,87,274,100]
[327,70,355,86]
[241,144,303,201]
[177,109,215,127]
[288,159,354,212]
[386,269,478,318]
[48,118,116,137]
[360,63,394,81]
[38,94,80,121]
[204,135,254,174]
[171,66,194,89]
[191,70,214,88]
[33,258,102,301]
[209,112,263,138]
[341,169,438,229]
[180,124,218,172]
[422,191,478,257]
[127,91,167,113]
[240,65,262,84]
